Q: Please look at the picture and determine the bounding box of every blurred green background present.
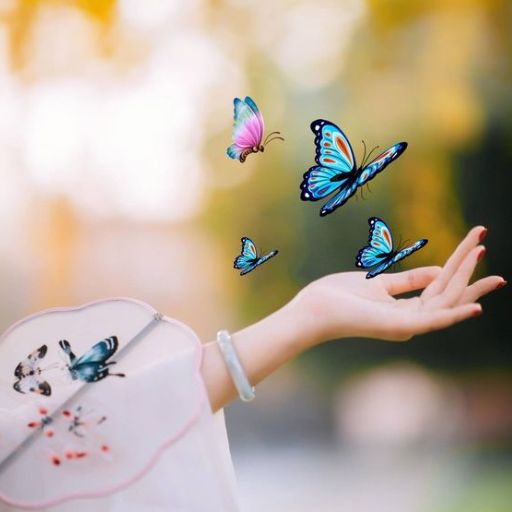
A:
[0,0,510,510]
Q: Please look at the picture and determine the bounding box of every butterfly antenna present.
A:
[361,140,368,168]
[263,135,285,147]
[364,145,380,166]
[360,186,366,200]
[42,362,60,372]
[263,131,281,145]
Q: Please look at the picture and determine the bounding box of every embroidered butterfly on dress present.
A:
[356,217,428,279]
[27,406,55,438]
[62,405,107,438]
[227,96,284,163]
[300,119,408,216]
[59,336,125,383]
[60,405,111,462]
[234,237,278,276]
[28,403,110,467]
[13,345,55,396]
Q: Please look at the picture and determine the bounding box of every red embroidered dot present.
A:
[75,451,88,459]
[51,456,61,466]
[62,410,71,417]
[101,444,110,452]
[27,421,39,428]
[65,451,75,460]
[39,407,48,415]
[45,430,54,438]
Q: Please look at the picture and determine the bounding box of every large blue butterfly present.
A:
[356,217,428,279]
[300,120,407,216]
[59,337,125,383]
[233,237,278,276]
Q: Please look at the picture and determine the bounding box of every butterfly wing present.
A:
[227,96,264,160]
[13,376,51,395]
[14,345,48,378]
[367,217,394,253]
[69,363,112,383]
[357,142,407,186]
[58,339,76,365]
[365,258,396,279]
[392,239,428,265]
[300,166,352,202]
[227,143,244,160]
[234,236,257,269]
[311,119,356,172]
[73,337,119,366]
[243,250,278,275]
[318,180,359,217]
[301,120,357,216]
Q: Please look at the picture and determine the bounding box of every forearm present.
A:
[200,293,315,412]
[199,227,500,412]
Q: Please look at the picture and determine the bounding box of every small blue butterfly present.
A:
[234,237,278,275]
[300,119,407,216]
[356,217,428,279]
[59,336,125,383]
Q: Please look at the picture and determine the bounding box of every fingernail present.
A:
[477,247,486,262]
[496,280,507,290]
[472,307,482,317]
[479,228,488,242]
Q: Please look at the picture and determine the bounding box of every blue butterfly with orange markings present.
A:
[234,237,278,276]
[356,217,428,279]
[59,337,125,383]
[300,119,407,216]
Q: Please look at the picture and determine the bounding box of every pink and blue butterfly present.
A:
[227,96,284,163]
[234,237,278,276]
[300,120,408,216]
[356,217,428,279]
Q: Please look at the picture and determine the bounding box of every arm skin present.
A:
[200,226,506,412]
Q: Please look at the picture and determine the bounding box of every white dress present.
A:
[0,298,240,511]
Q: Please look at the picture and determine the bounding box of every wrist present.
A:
[285,287,329,350]
[290,282,356,346]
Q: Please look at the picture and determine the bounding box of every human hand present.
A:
[297,226,506,344]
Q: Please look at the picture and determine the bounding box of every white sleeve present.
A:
[0,298,240,511]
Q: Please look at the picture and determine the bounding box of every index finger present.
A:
[422,226,487,299]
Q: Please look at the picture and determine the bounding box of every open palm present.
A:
[301,226,505,344]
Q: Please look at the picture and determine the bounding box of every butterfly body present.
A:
[235,144,265,163]
[300,120,407,216]
[227,96,283,163]
[233,237,278,275]
[356,217,427,279]
[13,345,53,396]
[59,336,125,383]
